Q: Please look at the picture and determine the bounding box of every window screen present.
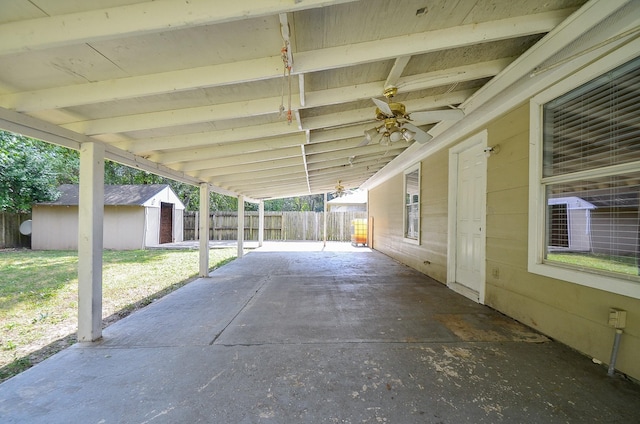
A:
[542,56,640,279]
[405,167,420,240]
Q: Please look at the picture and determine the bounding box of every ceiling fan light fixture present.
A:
[401,128,416,142]
[389,129,403,143]
[364,127,379,142]
[380,132,391,146]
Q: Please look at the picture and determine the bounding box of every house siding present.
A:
[369,103,640,381]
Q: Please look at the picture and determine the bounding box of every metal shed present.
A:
[32,184,184,250]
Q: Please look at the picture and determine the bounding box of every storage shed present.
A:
[327,190,367,212]
[32,184,184,250]
[547,196,596,253]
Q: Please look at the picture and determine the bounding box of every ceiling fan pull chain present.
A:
[279,46,288,117]
[287,62,293,124]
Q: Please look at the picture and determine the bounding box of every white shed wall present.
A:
[104,206,145,250]
[32,205,78,250]
[32,205,146,250]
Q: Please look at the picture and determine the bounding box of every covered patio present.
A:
[1,244,639,423]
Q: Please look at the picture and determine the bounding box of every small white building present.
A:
[547,196,596,252]
[327,190,367,212]
[32,184,184,250]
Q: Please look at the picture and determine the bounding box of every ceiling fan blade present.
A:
[402,122,433,144]
[409,109,464,123]
[372,97,394,117]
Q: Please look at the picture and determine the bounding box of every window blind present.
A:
[543,56,640,178]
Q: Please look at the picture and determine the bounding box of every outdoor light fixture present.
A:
[484,144,500,157]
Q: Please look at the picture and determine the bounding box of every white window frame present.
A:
[403,162,421,245]
[528,47,640,300]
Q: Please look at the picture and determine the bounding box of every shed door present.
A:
[160,202,173,244]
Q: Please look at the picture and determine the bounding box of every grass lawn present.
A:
[547,252,639,276]
[0,248,238,383]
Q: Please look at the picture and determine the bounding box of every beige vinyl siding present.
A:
[485,104,640,380]
[369,149,450,282]
[369,101,640,380]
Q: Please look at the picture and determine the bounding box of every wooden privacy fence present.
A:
[0,212,31,248]
[183,211,367,242]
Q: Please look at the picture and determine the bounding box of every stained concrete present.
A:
[1,242,639,423]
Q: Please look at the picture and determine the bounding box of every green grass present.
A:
[0,248,238,382]
[547,252,639,276]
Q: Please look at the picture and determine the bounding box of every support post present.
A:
[198,183,209,277]
[77,142,104,342]
[258,200,264,247]
[237,195,244,258]
[323,192,328,247]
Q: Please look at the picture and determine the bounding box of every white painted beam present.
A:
[77,141,104,342]
[0,0,357,56]
[149,133,305,164]
[229,180,310,194]
[1,11,566,112]
[294,9,574,73]
[197,157,303,178]
[199,183,210,277]
[175,146,302,172]
[306,157,388,173]
[62,97,289,135]
[299,74,306,107]
[306,143,410,163]
[117,123,301,155]
[301,145,311,194]
[301,90,473,131]
[209,165,307,184]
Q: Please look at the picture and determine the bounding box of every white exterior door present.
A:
[448,133,487,303]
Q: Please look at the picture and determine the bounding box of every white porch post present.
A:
[258,200,264,247]
[323,192,328,247]
[198,183,210,277]
[237,195,244,258]
[77,142,104,342]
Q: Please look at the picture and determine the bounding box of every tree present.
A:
[0,129,327,213]
[0,131,64,212]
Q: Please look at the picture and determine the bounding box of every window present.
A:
[404,163,420,243]
[530,55,640,299]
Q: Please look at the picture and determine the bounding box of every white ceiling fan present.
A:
[330,180,355,198]
[360,86,464,146]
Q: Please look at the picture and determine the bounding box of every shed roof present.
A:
[38,184,177,206]
[328,190,367,205]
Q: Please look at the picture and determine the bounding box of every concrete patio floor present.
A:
[1,243,639,423]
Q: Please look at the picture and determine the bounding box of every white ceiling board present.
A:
[0,0,48,23]
[0,0,597,200]
[89,17,284,76]
[461,0,588,24]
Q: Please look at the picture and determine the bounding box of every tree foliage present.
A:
[0,131,66,212]
[1,130,325,212]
